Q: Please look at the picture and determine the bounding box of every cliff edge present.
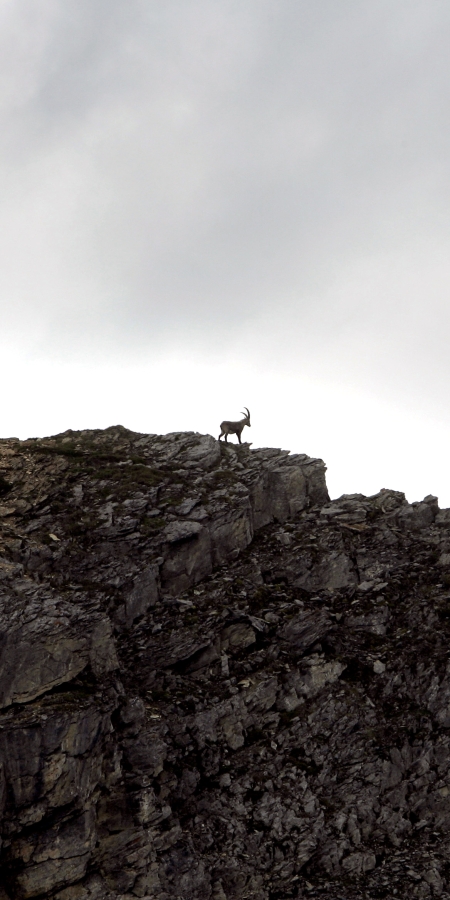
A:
[0,427,449,899]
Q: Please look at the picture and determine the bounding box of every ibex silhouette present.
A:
[218,408,251,444]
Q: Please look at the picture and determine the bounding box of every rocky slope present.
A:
[1,427,450,899]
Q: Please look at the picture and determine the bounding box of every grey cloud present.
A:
[0,1,450,413]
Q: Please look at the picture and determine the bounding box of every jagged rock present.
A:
[2,427,450,898]
[293,549,358,591]
[277,607,332,653]
[119,564,159,627]
[0,588,118,708]
[342,851,377,875]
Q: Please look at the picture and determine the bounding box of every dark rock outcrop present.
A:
[0,427,450,898]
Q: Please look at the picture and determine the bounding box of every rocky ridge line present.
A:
[1,428,450,898]
[0,427,326,899]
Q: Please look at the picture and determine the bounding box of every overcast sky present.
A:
[1,0,450,503]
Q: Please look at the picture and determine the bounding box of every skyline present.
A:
[1,1,450,503]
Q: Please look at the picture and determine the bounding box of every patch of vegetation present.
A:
[140,516,166,535]
[0,475,12,497]
[436,598,450,621]
[287,746,322,775]
[41,667,99,703]
[90,465,124,480]
[245,725,266,746]
[183,612,200,626]
[149,688,172,703]
[27,443,85,458]
[248,585,275,611]
[341,657,375,686]
[279,708,301,727]
[208,469,239,490]
[64,457,163,503]
[163,494,185,507]
[63,515,99,538]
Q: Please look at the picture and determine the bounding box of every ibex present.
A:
[218,408,251,444]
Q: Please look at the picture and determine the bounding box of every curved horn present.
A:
[243,408,250,417]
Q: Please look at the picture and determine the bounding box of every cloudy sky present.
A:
[1,0,450,503]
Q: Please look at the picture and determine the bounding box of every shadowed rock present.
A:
[0,427,449,898]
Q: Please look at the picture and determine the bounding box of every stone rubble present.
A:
[0,427,450,897]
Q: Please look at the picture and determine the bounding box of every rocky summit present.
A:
[1,429,450,899]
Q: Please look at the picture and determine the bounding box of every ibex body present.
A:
[219,408,251,444]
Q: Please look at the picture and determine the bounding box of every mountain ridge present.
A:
[0,427,449,899]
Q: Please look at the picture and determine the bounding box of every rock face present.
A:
[0,428,449,898]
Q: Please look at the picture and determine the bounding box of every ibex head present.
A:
[241,408,251,427]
